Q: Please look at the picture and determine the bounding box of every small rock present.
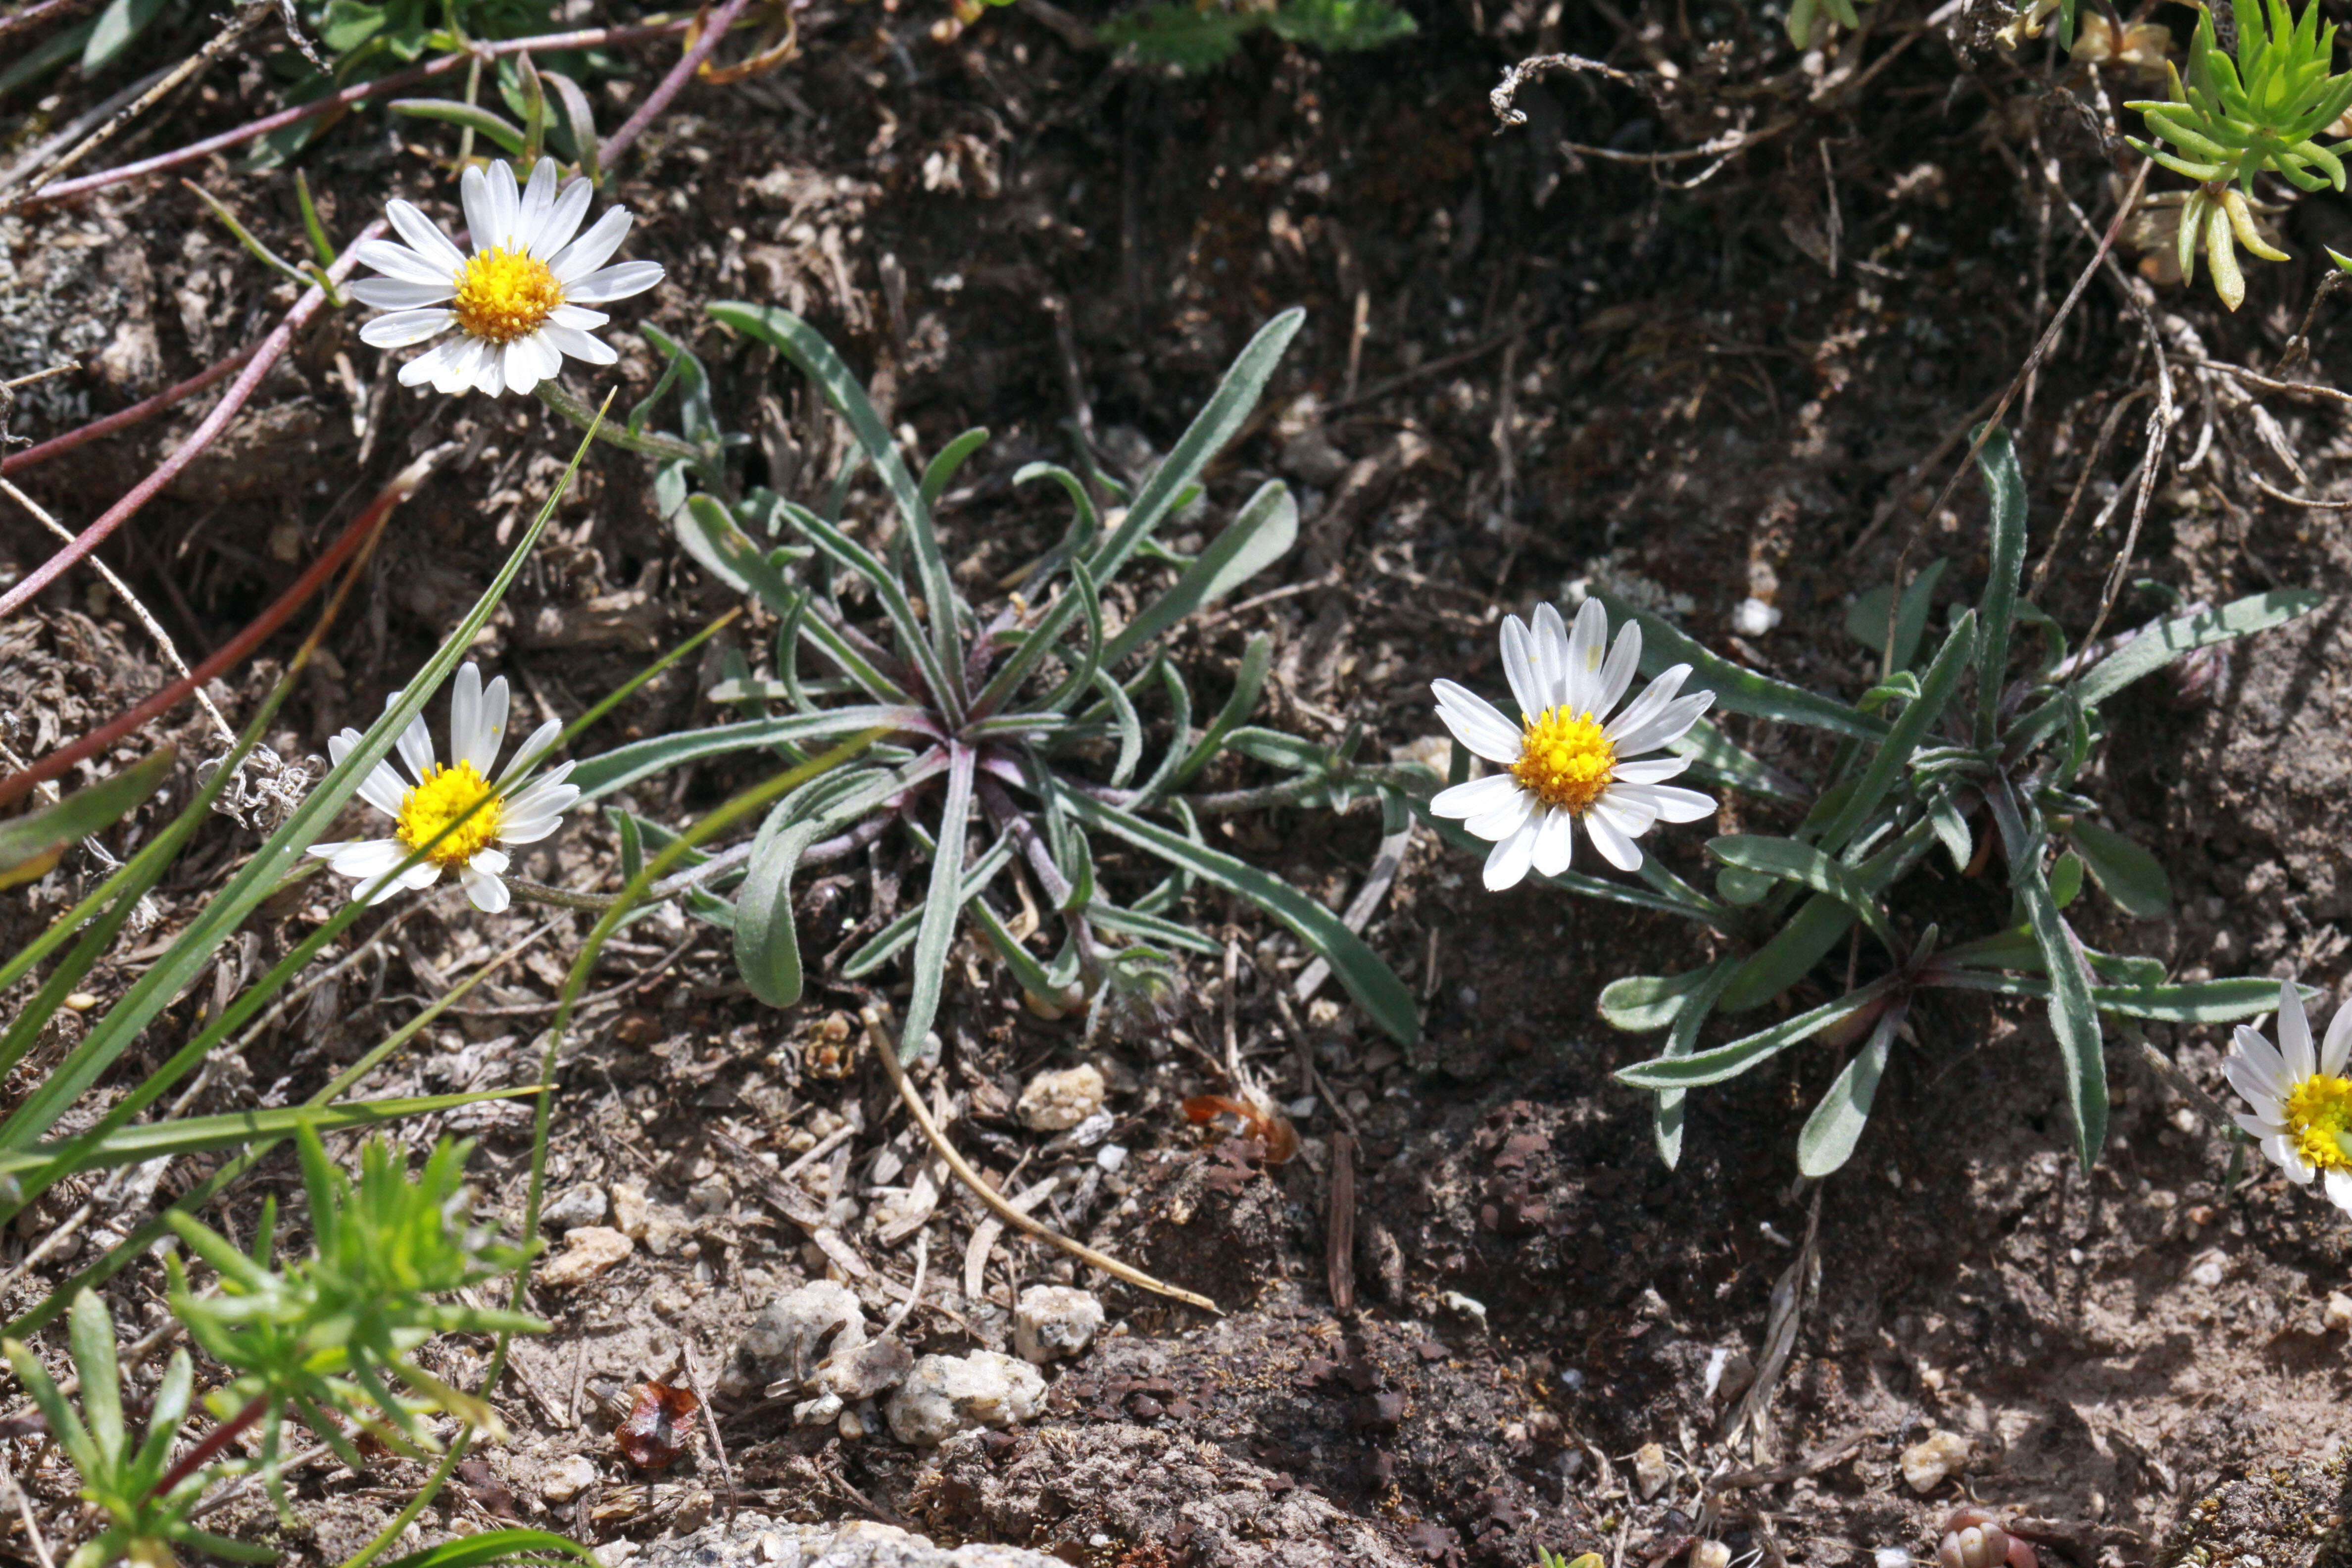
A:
[543,1183,608,1231]
[1693,1543,1731,1568]
[740,1279,867,1386]
[539,1453,597,1503]
[1633,1441,1672,1499]
[884,1350,1047,1446]
[2326,1291,2352,1333]
[1016,1063,1105,1132]
[1732,596,1782,637]
[539,1226,632,1287]
[2187,1251,2227,1289]
[1901,1429,1972,1493]
[1014,1285,1104,1365]
[642,1203,694,1257]
[687,1174,733,1215]
[820,1335,915,1401]
[1096,1144,1129,1172]
[1876,1551,1914,1568]
[791,1392,844,1428]
[611,1182,650,1240]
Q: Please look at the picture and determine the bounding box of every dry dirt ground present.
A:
[3,0,2352,1564]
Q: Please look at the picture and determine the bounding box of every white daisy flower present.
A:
[307,662,580,914]
[2222,979,2352,1212]
[1429,599,1717,891]
[350,156,664,398]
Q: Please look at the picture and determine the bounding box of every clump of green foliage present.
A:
[5,1132,547,1565]
[544,307,1426,1062]
[1478,429,2319,1175]
[2127,0,2352,307]
[1098,0,1416,71]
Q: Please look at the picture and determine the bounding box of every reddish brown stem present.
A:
[0,443,435,810]
[0,223,378,623]
[151,1393,267,1500]
[22,17,693,212]
[0,343,257,477]
[0,0,101,46]
[599,0,759,169]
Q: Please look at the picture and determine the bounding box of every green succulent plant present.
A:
[2127,0,2352,306]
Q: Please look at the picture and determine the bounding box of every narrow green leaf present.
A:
[376,1527,599,1568]
[1087,309,1305,583]
[1651,956,1741,1170]
[1718,893,1858,1012]
[1845,558,1947,672]
[1615,980,1893,1089]
[570,707,920,802]
[69,1288,123,1460]
[920,427,990,510]
[1100,480,1297,667]
[0,1090,545,1179]
[1796,1003,1905,1178]
[780,499,961,716]
[1172,632,1273,786]
[1668,718,1806,803]
[1599,968,1721,1032]
[388,99,528,154]
[896,744,978,1062]
[0,747,173,887]
[2050,848,2085,909]
[2066,819,2172,918]
[732,766,921,1006]
[2036,590,2328,737]
[541,69,600,184]
[1708,835,1894,948]
[1972,425,2027,746]
[1993,780,2107,1168]
[708,303,967,718]
[1816,610,1977,856]
[1062,788,1418,1045]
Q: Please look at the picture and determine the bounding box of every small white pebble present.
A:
[1096,1144,1128,1173]
[1732,596,1782,636]
[1877,1549,1914,1568]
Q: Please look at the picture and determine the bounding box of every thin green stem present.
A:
[535,380,707,465]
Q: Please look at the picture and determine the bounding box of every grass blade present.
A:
[1971,425,2026,746]
[1100,479,1296,667]
[895,743,978,1062]
[569,706,923,802]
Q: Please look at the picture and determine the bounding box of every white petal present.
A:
[531,331,568,381]
[562,259,664,303]
[354,238,454,285]
[2233,1026,2292,1095]
[349,277,456,309]
[2225,1048,2287,1110]
[398,336,465,391]
[1603,664,1686,743]
[396,861,443,891]
[501,718,563,786]
[465,675,510,776]
[2324,998,2352,1078]
[1563,598,1608,715]
[1530,809,1577,877]
[359,308,454,348]
[1482,821,1539,891]
[516,158,560,251]
[1582,808,1644,872]
[1463,791,1535,844]
[2267,1133,2316,1183]
[449,664,484,776]
[1644,783,1717,824]
[1595,618,1642,720]
[549,303,610,330]
[1610,754,1690,785]
[1612,690,1715,758]
[549,207,634,283]
[469,847,511,877]
[506,757,575,802]
[1589,789,1658,840]
[500,338,547,397]
[1529,602,1568,710]
[463,866,512,914]
[2233,1109,2286,1138]
[496,812,569,846]
[2280,981,2317,1081]
[386,199,467,273]
[431,337,491,396]
[541,322,618,366]
[1431,682,1523,765]
[472,340,508,396]
[328,839,408,880]
[533,175,595,258]
[1431,775,1522,820]
[328,732,408,818]
[395,706,436,780]
[2327,1167,2352,1215]
[1500,616,1544,724]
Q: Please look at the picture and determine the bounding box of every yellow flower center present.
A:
[396,761,504,868]
[450,246,563,344]
[1512,706,1617,815]
[2282,1073,2352,1172]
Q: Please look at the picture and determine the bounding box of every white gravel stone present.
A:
[740,1279,868,1385]
[539,1453,597,1503]
[1016,1063,1105,1132]
[1013,1285,1104,1365]
[539,1226,632,1287]
[1901,1429,1971,1493]
[1633,1441,1671,1499]
[542,1182,608,1231]
[884,1350,1047,1446]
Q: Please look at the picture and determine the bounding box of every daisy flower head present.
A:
[1429,599,1717,891]
[2224,979,2352,1212]
[307,663,580,914]
[351,157,664,398]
